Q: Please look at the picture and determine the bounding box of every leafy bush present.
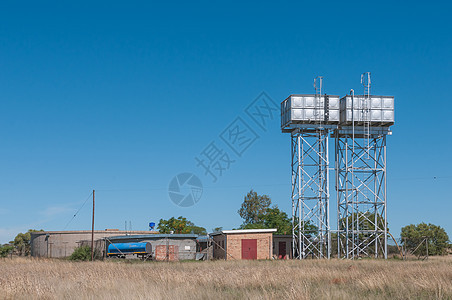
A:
[69,245,100,261]
[0,244,14,258]
[401,223,450,256]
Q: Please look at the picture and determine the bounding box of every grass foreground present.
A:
[1,256,451,299]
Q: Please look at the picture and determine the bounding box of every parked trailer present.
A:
[107,242,152,259]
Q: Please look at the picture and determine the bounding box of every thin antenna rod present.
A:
[91,189,95,261]
[350,88,356,258]
[361,72,371,159]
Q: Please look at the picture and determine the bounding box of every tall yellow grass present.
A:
[1,256,451,299]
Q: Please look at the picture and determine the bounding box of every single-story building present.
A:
[30,230,157,258]
[211,229,276,260]
[273,235,292,259]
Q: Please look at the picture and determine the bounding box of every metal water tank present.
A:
[107,242,152,255]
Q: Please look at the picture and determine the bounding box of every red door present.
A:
[241,239,257,260]
[278,242,287,259]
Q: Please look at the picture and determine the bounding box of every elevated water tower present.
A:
[335,73,394,259]
[281,77,337,259]
[281,73,394,259]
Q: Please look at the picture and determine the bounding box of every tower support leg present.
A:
[292,129,330,259]
[336,132,387,259]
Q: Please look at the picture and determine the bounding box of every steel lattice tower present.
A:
[291,128,330,259]
[290,77,331,259]
[335,128,388,258]
[335,73,390,259]
[282,74,392,259]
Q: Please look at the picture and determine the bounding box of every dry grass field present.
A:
[1,256,451,299]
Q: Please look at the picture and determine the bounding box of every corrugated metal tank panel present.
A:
[339,95,394,125]
[281,95,341,127]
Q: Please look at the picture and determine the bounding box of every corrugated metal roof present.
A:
[107,234,198,240]
[210,229,277,236]
[30,230,158,235]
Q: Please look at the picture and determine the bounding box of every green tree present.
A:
[336,213,387,255]
[237,190,319,235]
[239,223,267,230]
[238,189,271,225]
[294,219,319,236]
[262,206,292,234]
[240,206,291,234]
[0,244,14,258]
[188,225,207,235]
[338,212,386,232]
[212,227,223,232]
[401,223,449,256]
[13,229,43,256]
[157,216,206,235]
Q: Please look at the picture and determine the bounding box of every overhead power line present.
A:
[63,191,93,230]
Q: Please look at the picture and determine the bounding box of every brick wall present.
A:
[225,233,272,260]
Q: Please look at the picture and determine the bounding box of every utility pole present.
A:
[166,235,169,262]
[425,238,429,260]
[91,189,95,261]
[403,237,407,260]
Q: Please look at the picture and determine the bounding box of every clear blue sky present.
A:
[0,1,451,243]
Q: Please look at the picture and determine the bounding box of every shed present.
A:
[211,229,276,260]
[106,234,198,261]
[272,235,292,259]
